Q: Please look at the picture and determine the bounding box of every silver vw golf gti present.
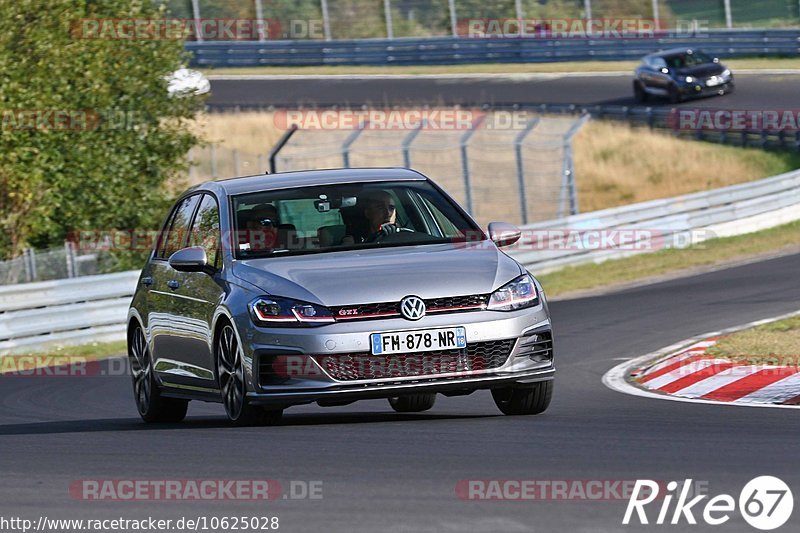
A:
[127,168,555,425]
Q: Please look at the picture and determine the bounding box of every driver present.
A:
[349,189,402,243]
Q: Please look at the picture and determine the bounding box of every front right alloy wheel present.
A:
[492,381,553,416]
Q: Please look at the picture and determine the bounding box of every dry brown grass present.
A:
[186,112,800,223]
[573,121,800,212]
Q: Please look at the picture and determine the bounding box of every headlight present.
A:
[251,296,335,326]
[487,274,540,311]
[721,69,731,78]
[683,76,694,83]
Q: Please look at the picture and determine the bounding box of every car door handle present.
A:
[141,276,153,287]
[167,280,180,290]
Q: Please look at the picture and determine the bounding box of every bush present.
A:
[0,0,203,261]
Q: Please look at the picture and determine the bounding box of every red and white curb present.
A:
[603,310,800,409]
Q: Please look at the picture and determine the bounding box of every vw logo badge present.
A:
[400,296,426,321]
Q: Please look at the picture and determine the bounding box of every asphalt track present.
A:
[206,72,800,109]
[1,251,799,532]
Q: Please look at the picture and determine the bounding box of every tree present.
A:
[0,0,202,261]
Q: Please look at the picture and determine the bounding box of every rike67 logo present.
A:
[624,477,793,530]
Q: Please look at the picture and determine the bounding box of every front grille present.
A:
[330,294,489,321]
[312,339,515,381]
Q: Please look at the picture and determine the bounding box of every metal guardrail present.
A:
[507,168,800,273]
[526,103,800,151]
[0,271,139,353]
[2,169,800,352]
[187,30,800,67]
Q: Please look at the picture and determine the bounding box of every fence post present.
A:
[514,117,540,225]
[268,124,299,173]
[254,0,266,42]
[401,120,426,168]
[584,0,592,20]
[188,147,197,183]
[515,0,524,21]
[384,0,394,39]
[190,0,203,42]
[558,114,590,218]
[652,0,660,28]
[320,0,332,40]
[342,121,368,168]
[210,144,218,179]
[448,0,458,37]
[459,115,485,216]
[723,0,733,28]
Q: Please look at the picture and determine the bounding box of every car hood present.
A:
[676,63,725,78]
[231,243,524,306]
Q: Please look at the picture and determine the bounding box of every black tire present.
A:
[388,393,436,413]
[633,80,648,103]
[129,324,188,423]
[668,84,682,104]
[724,82,735,94]
[492,381,553,416]
[217,321,283,426]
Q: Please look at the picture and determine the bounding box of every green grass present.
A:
[538,219,800,298]
[201,57,800,76]
[707,315,800,366]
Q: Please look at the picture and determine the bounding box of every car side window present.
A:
[188,194,221,269]
[160,194,201,259]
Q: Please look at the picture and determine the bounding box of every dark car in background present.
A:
[633,48,734,104]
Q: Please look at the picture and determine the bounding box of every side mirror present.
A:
[168,246,210,273]
[488,222,522,248]
[713,57,720,63]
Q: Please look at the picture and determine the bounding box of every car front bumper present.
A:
[235,306,554,406]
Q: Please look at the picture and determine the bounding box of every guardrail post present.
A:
[514,117,540,225]
[342,121,368,168]
[401,120,426,168]
[65,241,76,278]
[459,115,485,215]
[723,0,733,29]
[22,248,34,283]
[268,124,299,174]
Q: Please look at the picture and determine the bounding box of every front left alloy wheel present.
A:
[129,325,188,423]
[217,322,283,426]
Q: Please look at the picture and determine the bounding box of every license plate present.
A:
[371,327,467,355]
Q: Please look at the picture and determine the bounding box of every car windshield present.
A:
[664,51,713,69]
[231,180,483,259]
